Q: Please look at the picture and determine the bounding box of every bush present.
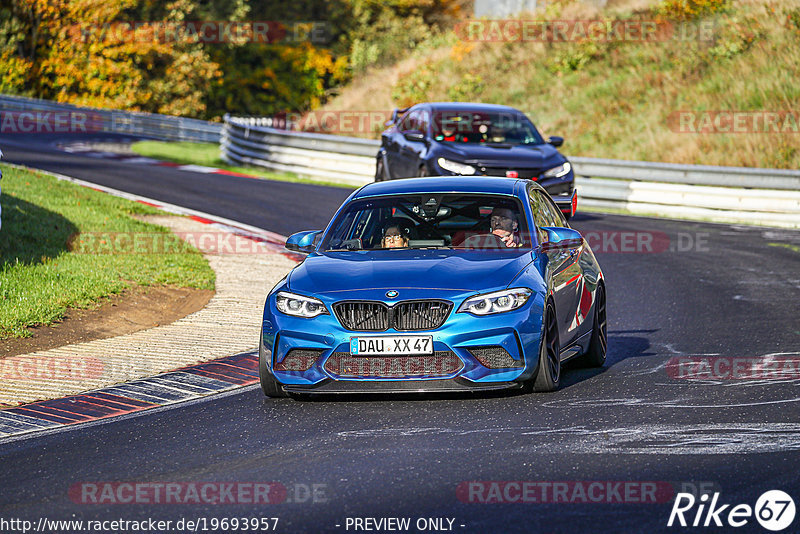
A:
[785,7,800,32]
[391,59,440,108]
[447,73,485,101]
[658,0,730,21]
[343,0,461,73]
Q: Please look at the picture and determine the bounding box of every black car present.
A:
[376,102,575,197]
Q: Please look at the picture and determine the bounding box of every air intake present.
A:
[467,346,522,369]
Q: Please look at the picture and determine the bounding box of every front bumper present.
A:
[261,288,545,392]
[428,161,574,196]
[282,378,523,394]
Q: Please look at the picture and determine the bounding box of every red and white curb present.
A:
[57,141,269,182]
[0,353,260,441]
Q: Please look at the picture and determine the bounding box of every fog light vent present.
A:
[467,346,521,369]
[274,349,323,371]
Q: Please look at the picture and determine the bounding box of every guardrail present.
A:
[222,115,800,228]
[0,94,222,143]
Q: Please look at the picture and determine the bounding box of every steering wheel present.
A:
[461,233,508,249]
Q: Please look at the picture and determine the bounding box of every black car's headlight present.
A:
[458,288,532,316]
[437,158,476,175]
[275,291,329,318]
[542,162,572,179]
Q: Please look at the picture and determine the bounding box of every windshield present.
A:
[431,110,544,146]
[321,194,532,251]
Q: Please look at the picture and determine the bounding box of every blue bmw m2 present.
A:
[259,176,606,397]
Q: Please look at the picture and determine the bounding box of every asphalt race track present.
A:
[2,134,800,533]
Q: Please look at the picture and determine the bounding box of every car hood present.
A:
[438,143,564,168]
[288,249,534,295]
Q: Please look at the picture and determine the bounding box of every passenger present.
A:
[381,219,412,249]
[490,207,521,248]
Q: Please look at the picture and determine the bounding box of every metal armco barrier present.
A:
[0,94,222,143]
[222,115,800,228]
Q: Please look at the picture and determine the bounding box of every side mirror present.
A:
[285,230,322,254]
[547,136,564,147]
[403,130,426,142]
[540,226,582,251]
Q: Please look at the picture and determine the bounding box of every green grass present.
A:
[0,164,215,339]
[323,0,800,169]
[767,242,800,254]
[130,141,357,190]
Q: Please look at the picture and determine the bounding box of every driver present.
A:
[490,207,521,248]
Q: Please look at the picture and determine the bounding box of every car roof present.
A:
[352,176,530,199]
[422,102,524,114]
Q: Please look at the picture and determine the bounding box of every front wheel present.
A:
[259,335,288,398]
[375,158,388,182]
[532,301,561,392]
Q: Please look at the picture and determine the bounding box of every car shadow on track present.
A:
[274,330,658,403]
[559,329,657,389]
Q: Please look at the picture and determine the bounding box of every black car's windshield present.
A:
[321,194,532,251]
[431,110,544,146]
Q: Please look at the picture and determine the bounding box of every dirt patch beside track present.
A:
[0,285,214,359]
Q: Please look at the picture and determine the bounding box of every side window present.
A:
[528,189,549,244]
[537,192,567,227]
[417,109,430,136]
[543,194,568,227]
[399,110,420,132]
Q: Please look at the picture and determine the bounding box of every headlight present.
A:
[542,161,571,179]
[457,288,532,316]
[437,158,476,175]
[275,291,329,318]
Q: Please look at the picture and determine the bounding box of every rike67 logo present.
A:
[668,490,795,531]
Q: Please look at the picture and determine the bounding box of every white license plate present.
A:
[350,336,433,356]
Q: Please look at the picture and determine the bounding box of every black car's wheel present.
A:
[259,335,288,398]
[579,283,607,367]
[532,301,561,392]
[375,158,388,182]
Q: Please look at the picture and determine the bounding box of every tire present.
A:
[532,301,561,392]
[578,283,607,368]
[259,334,288,398]
[375,158,387,182]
